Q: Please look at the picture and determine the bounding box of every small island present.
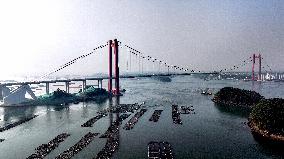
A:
[248,98,284,142]
[15,86,111,106]
[213,87,284,143]
[212,87,264,108]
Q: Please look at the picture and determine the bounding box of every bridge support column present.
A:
[82,80,86,92]
[65,81,70,93]
[46,83,50,94]
[0,85,3,100]
[258,54,262,81]
[252,54,255,81]
[114,39,120,95]
[108,40,113,93]
[252,53,262,81]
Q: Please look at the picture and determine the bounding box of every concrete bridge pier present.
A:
[0,85,3,100]
[98,80,103,89]
[45,82,50,94]
[98,79,103,89]
[82,80,86,92]
[108,40,113,93]
[65,81,70,93]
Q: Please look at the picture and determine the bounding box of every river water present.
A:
[0,75,284,159]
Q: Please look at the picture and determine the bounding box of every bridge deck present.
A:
[0,77,111,87]
[0,73,217,87]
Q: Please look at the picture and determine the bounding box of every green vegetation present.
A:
[249,98,284,136]
[213,87,264,108]
[28,87,110,106]
[77,87,110,101]
[36,89,78,105]
[213,87,284,142]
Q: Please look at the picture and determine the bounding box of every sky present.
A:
[0,0,283,78]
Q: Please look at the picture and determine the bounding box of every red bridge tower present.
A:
[252,53,262,81]
[108,39,120,95]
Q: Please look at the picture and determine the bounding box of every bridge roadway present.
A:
[0,72,217,100]
[0,77,108,87]
[0,72,217,87]
[0,77,108,99]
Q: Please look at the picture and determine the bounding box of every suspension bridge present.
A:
[0,39,276,105]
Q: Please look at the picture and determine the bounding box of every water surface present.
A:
[0,75,284,159]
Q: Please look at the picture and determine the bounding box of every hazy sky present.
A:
[0,0,283,78]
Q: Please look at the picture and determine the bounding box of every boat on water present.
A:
[201,88,212,95]
[148,141,173,159]
[243,79,251,82]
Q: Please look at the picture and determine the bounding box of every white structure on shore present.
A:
[2,85,37,106]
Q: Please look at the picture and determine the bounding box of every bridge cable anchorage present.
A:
[40,43,108,78]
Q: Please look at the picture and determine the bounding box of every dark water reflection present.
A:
[252,134,284,157]
[214,103,251,118]
[0,75,284,159]
[0,106,36,127]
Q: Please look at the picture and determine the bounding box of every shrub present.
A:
[250,98,284,135]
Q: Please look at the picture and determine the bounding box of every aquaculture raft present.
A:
[124,109,147,130]
[95,114,131,159]
[55,132,99,159]
[172,105,182,124]
[0,115,38,132]
[27,133,70,159]
[81,114,107,127]
[149,110,163,122]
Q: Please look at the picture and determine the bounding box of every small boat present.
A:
[59,103,68,106]
[201,88,212,95]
